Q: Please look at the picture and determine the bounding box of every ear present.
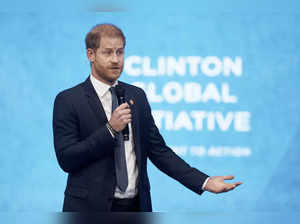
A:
[87,48,96,63]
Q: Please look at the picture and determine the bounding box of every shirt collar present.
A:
[90,74,118,98]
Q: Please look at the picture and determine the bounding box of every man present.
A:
[53,24,242,212]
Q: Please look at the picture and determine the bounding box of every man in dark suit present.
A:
[53,24,242,212]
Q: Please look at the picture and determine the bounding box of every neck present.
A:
[91,73,115,86]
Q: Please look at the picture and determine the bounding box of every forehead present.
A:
[99,36,124,49]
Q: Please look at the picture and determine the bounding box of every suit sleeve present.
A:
[52,92,116,173]
[141,91,209,195]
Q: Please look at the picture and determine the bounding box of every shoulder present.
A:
[55,80,86,101]
[53,80,88,113]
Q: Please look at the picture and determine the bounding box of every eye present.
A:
[102,50,112,55]
[117,49,124,56]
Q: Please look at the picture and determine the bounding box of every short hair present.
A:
[85,23,126,50]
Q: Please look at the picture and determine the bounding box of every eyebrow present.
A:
[102,47,124,50]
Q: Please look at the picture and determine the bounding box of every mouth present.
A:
[109,67,120,70]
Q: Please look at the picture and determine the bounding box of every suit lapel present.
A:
[83,77,108,124]
[84,78,142,177]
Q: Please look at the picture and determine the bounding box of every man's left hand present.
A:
[204,175,242,194]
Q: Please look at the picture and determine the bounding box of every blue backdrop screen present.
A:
[1,1,300,217]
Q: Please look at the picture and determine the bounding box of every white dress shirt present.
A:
[90,74,138,199]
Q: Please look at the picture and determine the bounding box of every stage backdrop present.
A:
[1,0,300,216]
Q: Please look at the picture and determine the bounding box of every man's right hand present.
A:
[109,103,131,132]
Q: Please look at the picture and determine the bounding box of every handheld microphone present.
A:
[115,85,130,141]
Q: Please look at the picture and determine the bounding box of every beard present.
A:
[93,63,123,84]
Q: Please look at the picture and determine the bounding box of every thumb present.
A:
[223,175,234,180]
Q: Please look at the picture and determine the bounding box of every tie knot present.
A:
[109,86,116,95]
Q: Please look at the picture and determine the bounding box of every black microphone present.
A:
[115,85,130,141]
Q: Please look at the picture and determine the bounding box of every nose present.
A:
[111,52,119,63]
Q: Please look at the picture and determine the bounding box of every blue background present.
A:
[1,1,300,221]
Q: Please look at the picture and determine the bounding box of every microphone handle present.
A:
[119,96,130,141]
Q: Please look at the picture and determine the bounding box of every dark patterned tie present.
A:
[109,87,128,192]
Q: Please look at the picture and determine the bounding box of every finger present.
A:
[115,103,130,110]
[233,182,243,187]
[120,114,132,121]
[223,175,234,180]
[125,119,132,123]
[118,109,131,116]
[121,118,132,124]
[224,184,236,192]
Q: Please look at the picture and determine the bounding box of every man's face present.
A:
[88,36,124,85]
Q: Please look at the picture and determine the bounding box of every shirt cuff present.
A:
[107,127,115,137]
[106,122,116,138]
[201,177,210,191]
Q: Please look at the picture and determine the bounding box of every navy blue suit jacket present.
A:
[52,77,209,211]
